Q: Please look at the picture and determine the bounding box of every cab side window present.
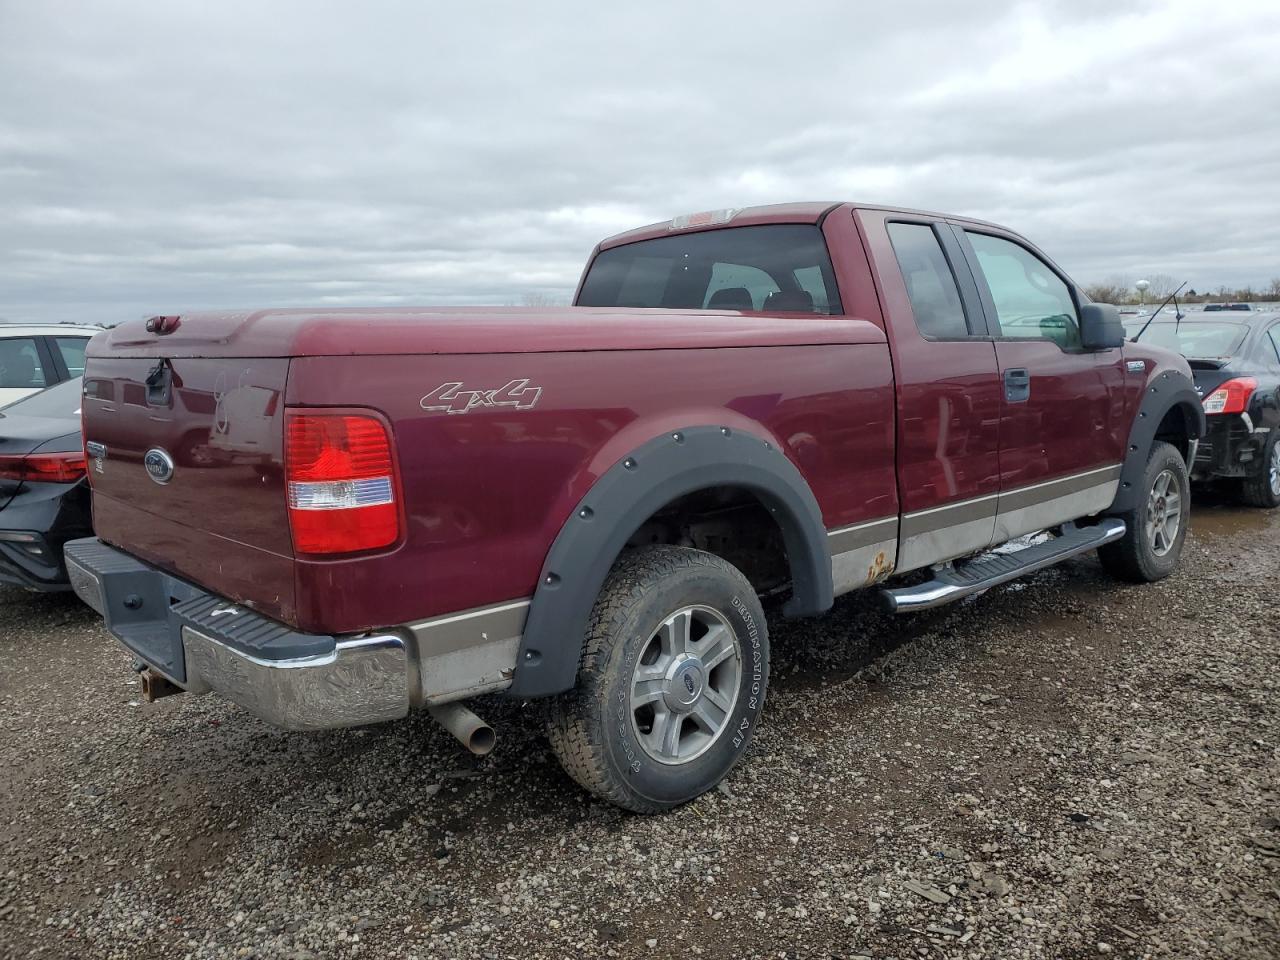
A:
[887,222,970,339]
[966,232,1082,350]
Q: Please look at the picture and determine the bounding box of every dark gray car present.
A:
[0,377,92,589]
[1129,314,1280,506]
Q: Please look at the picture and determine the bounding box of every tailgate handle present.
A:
[145,361,173,406]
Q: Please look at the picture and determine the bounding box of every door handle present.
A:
[1003,368,1031,403]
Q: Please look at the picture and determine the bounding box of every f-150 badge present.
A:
[420,379,543,415]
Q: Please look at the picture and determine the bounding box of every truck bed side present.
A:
[286,341,897,633]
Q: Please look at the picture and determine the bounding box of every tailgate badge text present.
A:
[86,441,107,475]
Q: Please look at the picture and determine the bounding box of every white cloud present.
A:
[1,0,1278,324]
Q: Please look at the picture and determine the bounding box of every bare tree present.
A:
[520,292,570,307]
[1267,278,1280,300]
[1083,282,1126,305]
[1082,274,1134,304]
[1140,274,1179,301]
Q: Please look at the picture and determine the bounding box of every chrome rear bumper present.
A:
[182,628,410,730]
[65,538,410,730]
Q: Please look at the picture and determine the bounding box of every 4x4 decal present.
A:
[420,378,543,415]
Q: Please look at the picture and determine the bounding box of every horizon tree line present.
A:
[1083,274,1280,305]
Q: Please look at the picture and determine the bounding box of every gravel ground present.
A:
[1,496,1277,960]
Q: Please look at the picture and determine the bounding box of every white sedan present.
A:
[0,324,101,407]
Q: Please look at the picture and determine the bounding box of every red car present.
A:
[67,202,1204,811]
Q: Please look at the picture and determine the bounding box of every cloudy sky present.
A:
[2,0,1278,325]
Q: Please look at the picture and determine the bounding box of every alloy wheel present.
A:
[1145,468,1182,557]
[629,605,742,765]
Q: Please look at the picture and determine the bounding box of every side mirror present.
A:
[1079,302,1126,350]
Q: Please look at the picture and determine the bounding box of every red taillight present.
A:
[0,452,87,484]
[285,413,401,555]
[1202,377,1257,415]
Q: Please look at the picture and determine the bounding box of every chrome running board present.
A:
[881,519,1127,614]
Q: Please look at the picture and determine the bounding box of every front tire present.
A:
[1099,440,1190,583]
[1238,431,1280,508]
[546,545,769,813]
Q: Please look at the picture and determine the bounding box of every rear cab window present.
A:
[577,224,842,315]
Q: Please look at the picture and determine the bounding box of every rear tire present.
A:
[546,545,769,813]
[1238,432,1280,508]
[1099,440,1190,583]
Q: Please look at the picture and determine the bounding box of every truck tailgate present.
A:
[82,356,297,623]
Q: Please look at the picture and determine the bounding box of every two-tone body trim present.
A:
[992,463,1121,543]
[828,517,899,594]
[406,598,530,704]
[837,463,1125,579]
[897,492,1000,573]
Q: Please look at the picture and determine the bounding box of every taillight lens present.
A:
[1202,377,1257,415]
[285,413,401,555]
[0,452,87,484]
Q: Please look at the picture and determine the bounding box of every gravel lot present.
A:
[2,496,1277,960]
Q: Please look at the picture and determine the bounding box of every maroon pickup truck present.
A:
[66,202,1205,812]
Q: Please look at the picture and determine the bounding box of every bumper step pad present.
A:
[171,594,333,660]
[64,538,334,683]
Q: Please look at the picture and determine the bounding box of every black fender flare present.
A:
[1107,367,1205,514]
[508,425,833,698]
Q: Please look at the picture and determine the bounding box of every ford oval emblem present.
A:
[143,448,175,484]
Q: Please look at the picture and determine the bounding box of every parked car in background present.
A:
[1130,314,1280,506]
[1203,303,1260,313]
[0,325,99,407]
[0,377,92,590]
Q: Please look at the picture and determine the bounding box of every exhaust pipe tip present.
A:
[466,724,497,757]
[429,701,496,756]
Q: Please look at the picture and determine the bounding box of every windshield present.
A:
[1130,322,1246,358]
[576,224,842,314]
[0,376,83,419]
